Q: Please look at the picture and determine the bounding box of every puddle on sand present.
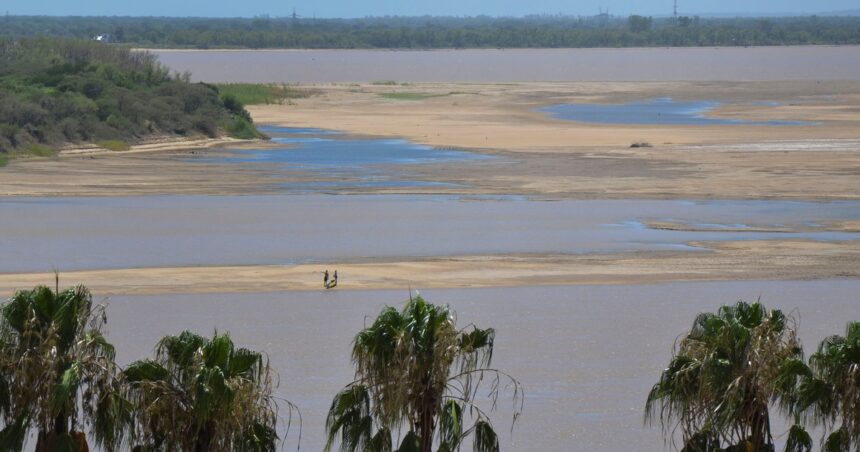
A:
[538,98,814,126]
[190,125,492,191]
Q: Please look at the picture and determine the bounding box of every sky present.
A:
[4,0,859,18]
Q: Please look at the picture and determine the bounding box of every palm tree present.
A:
[325,294,523,452]
[795,321,860,451]
[0,283,128,451]
[122,330,281,451]
[645,300,805,451]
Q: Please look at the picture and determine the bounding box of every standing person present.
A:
[333,270,338,286]
[324,270,329,288]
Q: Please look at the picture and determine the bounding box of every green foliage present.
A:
[122,330,280,451]
[0,284,127,451]
[784,424,813,452]
[24,144,57,158]
[645,300,803,451]
[628,15,654,32]
[796,322,860,450]
[214,83,314,105]
[0,37,261,160]
[225,117,264,140]
[3,15,860,49]
[96,139,130,151]
[325,295,522,452]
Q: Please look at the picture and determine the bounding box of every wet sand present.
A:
[103,280,860,451]
[3,81,858,200]
[248,81,860,200]
[2,240,859,297]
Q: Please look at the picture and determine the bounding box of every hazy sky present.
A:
[5,0,859,18]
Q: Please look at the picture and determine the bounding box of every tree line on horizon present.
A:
[2,15,860,49]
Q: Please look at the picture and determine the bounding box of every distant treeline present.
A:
[0,37,260,159]
[2,15,860,48]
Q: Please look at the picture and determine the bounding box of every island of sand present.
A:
[2,80,860,296]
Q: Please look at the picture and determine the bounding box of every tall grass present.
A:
[96,140,131,152]
[26,144,57,158]
[214,83,314,105]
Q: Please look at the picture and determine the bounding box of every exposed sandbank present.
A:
[2,81,858,200]
[1,239,857,296]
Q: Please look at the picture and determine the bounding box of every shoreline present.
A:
[58,136,259,157]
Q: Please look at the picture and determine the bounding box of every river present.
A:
[150,46,860,83]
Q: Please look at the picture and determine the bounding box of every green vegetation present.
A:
[325,295,522,452]
[0,37,261,160]
[795,321,860,450]
[3,15,860,49]
[123,331,279,450]
[24,144,58,158]
[646,301,860,451]
[214,83,315,105]
[378,92,448,101]
[96,139,131,151]
[646,300,803,450]
[4,280,860,451]
[0,283,290,451]
[0,284,125,451]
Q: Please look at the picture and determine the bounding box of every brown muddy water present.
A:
[150,47,860,83]
[2,195,859,273]
[103,280,860,451]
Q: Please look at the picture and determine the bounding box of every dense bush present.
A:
[0,37,260,155]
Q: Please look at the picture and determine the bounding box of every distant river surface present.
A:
[149,46,860,83]
[2,196,859,273]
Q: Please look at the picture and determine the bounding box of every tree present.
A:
[796,321,860,451]
[628,15,653,33]
[0,283,128,451]
[645,300,805,451]
[122,331,282,451]
[325,295,522,452]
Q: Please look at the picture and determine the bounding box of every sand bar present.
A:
[2,81,858,200]
[1,239,857,296]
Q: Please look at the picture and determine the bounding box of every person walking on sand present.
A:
[333,270,338,286]
[324,270,329,288]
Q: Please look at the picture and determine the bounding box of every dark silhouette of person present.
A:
[324,270,329,288]
[333,270,338,285]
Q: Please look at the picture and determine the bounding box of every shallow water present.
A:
[190,125,488,190]
[1,196,858,273]
[539,98,813,126]
[150,47,860,83]
[104,280,860,451]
